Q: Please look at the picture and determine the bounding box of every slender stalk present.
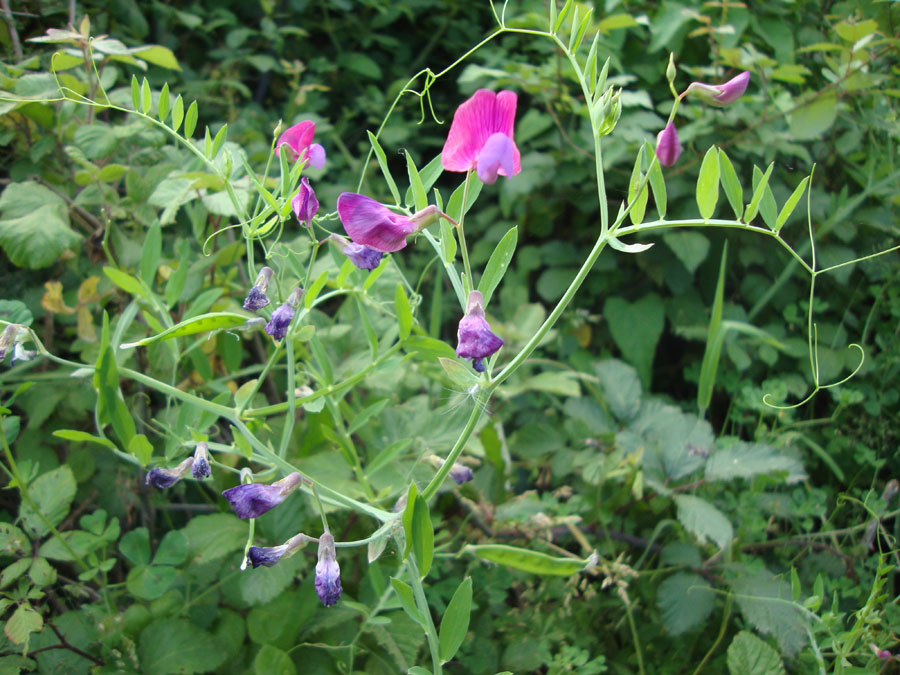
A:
[407,556,442,675]
[456,170,475,295]
[421,397,485,501]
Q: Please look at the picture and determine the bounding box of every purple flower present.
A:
[450,463,474,484]
[441,89,522,185]
[191,442,210,480]
[146,457,194,489]
[327,234,383,271]
[456,290,503,372]
[0,324,17,361]
[246,532,310,568]
[314,531,342,607]
[292,177,319,227]
[0,324,34,365]
[655,121,682,168]
[337,193,437,253]
[265,288,303,340]
[222,471,304,519]
[10,344,36,366]
[685,71,750,106]
[243,267,274,311]
[275,120,326,169]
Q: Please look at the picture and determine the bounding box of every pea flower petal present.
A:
[442,89,522,184]
[292,177,319,227]
[456,290,503,372]
[276,121,326,168]
[314,531,342,607]
[655,121,682,168]
[222,471,304,519]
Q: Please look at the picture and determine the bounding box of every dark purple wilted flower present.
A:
[243,267,274,311]
[246,532,311,568]
[337,193,437,253]
[191,442,211,480]
[655,121,682,168]
[441,89,522,185]
[685,71,750,106]
[222,471,304,519]
[146,457,194,489]
[314,531,342,607]
[292,177,319,227]
[0,324,34,365]
[327,234,383,271]
[265,288,304,340]
[275,120,326,169]
[456,290,503,373]
[428,454,474,485]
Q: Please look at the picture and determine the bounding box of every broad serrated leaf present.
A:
[705,442,806,483]
[729,569,807,657]
[674,494,732,550]
[19,465,76,537]
[696,146,720,220]
[139,619,224,675]
[727,631,786,675]
[657,572,714,635]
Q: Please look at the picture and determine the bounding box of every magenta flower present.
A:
[222,471,304,519]
[441,89,522,185]
[314,531,342,606]
[275,121,326,169]
[655,121,682,168]
[337,193,437,253]
[292,177,319,227]
[456,290,504,372]
[685,71,750,106]
[243,266,274,311]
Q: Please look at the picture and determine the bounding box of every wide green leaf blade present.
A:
[727,631,786,675]
[465,544,593,576]
[411,495,434,578]
[673,494,733,550]
[367,131,402,205]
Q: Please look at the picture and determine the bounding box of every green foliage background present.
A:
[0,0,899,673]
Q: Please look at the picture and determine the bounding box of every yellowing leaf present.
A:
[41,281,76,315]
[78,275,101,303]
[77,305,97,342]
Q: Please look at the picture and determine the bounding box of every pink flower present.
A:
[276,121,326,169]
[291,177,319,227]
[337,193,437,253]
[655,121,682,168]
[441,89,522,185]
[685,71,750,106]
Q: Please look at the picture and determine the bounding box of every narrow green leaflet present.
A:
[104,266,150,301]
[390,577,425,626]
[395,284,413,340]
[775,176,810,232]
[130,74,140,111]
[401,483,418,560]
[569,7,593,52]
[697,243,727,415]
[439,219,457,265]
[439,577,473,663]
[157,83,170,122]
[120,312,255,349]
[184,100,198,139]
[743,162,774,224]
[718,149,743,220]
[140,222,162,286]
[405,151,428,211]
[554,0,574,33]
[627,146,648,225]
[305,269,329,308]
[94,312,136,448]
[171,94,184,133]
[367,131,402,205]
[464,544,594,576]
[140,77,151,114]
[696,146,720,220]
[411,495,434,578]
[52,429,116,450]
[478,226,517,305]
[210,124,228,160]
[445,175,483,223]
[753,165,779,229]
[646,141,666,219]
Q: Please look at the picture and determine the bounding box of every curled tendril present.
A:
[202,221,246,256]
[762,343,865,410]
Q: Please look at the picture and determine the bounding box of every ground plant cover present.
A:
[0,0,899,673]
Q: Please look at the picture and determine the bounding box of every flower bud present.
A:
[655,121,682,168]
[291,177,319,227]
[146,457,194,489]
[684,71,750,107]
[456,291,503,373]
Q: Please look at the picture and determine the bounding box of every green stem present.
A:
[456,170,475,295]
[624,600,646,675]
[407,556,442,675]
[278,338,297,458]
[421,397,485,501]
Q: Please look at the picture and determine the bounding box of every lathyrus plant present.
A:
[1,1,898,673]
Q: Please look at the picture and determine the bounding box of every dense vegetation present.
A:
[0,1,898,673]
